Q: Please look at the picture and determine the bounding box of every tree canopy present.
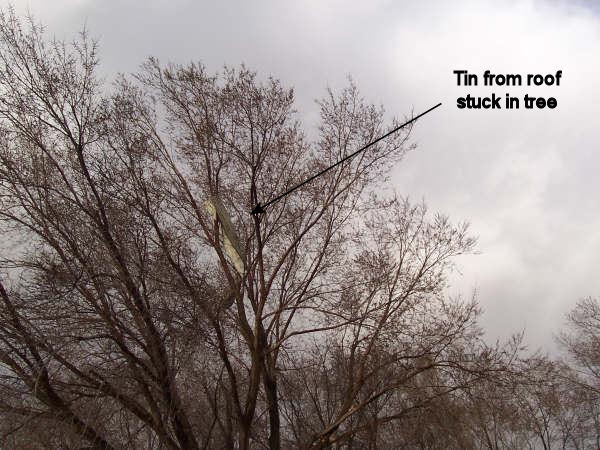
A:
[0,9,598,450]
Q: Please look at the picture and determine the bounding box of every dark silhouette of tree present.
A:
[0,9,527,449]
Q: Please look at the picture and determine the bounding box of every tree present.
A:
[557,297,600,447]
[0,9,516,449]
[559,297,600,390]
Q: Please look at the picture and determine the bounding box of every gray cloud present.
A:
[7,0,600,353]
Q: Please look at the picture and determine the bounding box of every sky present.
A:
[6,0,600,354]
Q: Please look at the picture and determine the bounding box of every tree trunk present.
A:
[239,422,252,450]
[263,368,281,450]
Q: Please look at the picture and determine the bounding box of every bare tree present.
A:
[556,297,600,448]
[559,297,600,390]
[0,9,521,449]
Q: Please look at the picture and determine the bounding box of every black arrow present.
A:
[251,102,442,215]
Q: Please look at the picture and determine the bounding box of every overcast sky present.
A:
[7,0,600,354]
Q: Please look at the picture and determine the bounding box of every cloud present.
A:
[7,0,600,352]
